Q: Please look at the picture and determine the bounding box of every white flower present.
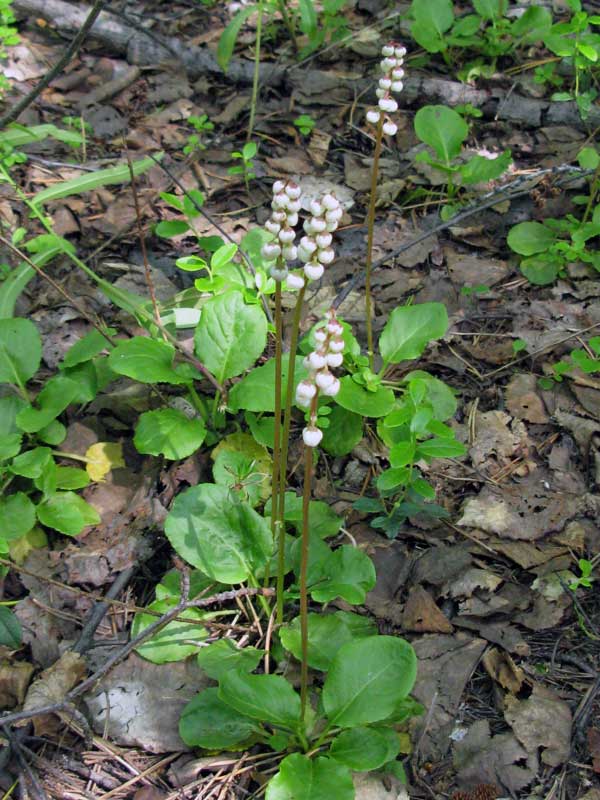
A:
[392,67,405,80]
[394,45,406,58]
[278,227,295,243]
[303,426,323,448]
[270,267,288,281]
[314,328,327,343]
[286,212,299,227]
[375,88,386,99]
[296,380,317,401]
[327,320,343,336]
[310,216,327,233]
[383,120,398,136]
[315,232,332,249]
[298,245,314,263]
[299,236,317,254]
[326,352,343,368]
[378,97,398,113]
[308,351,327,370]
[381,57,397,71]
[287,199,302,213]
[282,244,298,261]
[325,220,339,232]
[304,262,324,281]
[273,179,286,194]
[262,242,281,260]
[271,210,286,223]
[325,207,342,224]
[310,199,323,216]
[382,45,395,57]
[317,247,335,265]
[296,395,311,408]
[272,192,289,209]
[265,219,281,235]
[366,109,381,124]
[328,336,344,353]
[379,78,391,90]
[285,182,301,199]
[286,272,305,290]
[391,81,404,93]
[321,194,339,211]
[321,377,340,396]
[315,370,335,390]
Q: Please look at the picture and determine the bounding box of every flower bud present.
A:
[381,57,397,71]
[296,380,317,401]
[282,244,298,261]
[271,210,286,223]
[262,242,281,260]
[381,44,395,57]
[286,212,299,227]
[285,182,301,199]
[303,426,323,448]
[315,370,335,390]
[383,120,398,136]
[321,377,340,396]
[304,263,325,281]
[379,78,392,90]
[321,193,339,211]
[298,245,314,263]
[327,320,343,336]
[328,336,344,353]
[379,97,398,113]
[392,67,405,80]
[278,227,295,243]
[391,81,404,93]
[325,207,343,224]
[296,394,312,408]
[265,219,281,235]
[375,88,386,99]
[286,272,305,290]
[394,45,407,58]
[308,351,327,370]
[366,109,381,124]
[317,247,335,265]
[299,236,317,254]
[270,267,289,281]
[310,199,323,217]
[287,199,302,213]
[273,179,286,194]
[314,328,327,343]
[310,216,327,233]
[272,192,289,209]
[326,352,343,368]
[325,220,339,232]
[315,232,332,249]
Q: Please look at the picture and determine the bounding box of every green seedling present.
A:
[294,114,316,136]
[183,114,214,155]
[228,140,257,189]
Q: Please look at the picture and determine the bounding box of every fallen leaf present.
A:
[445,249,510,288]
[85,442,125,482]
[505,373,549,423]
[0,661,35,708]
[504,684,572,767]
[482,648,525,694]
[21,651,86,733]
[402,586,453,633]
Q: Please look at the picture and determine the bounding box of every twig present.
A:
[0,586,274,728]
[1,726,48,800]
[0,0,106,129]
[333,164,591,310]
[72,567,135,655]
[124,144,163,335]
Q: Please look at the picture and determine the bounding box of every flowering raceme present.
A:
[366,42,406,136]
[261,180,303,281]
[296,309,345,447]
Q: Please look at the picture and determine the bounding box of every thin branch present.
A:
[0,0,106,129]
[0,586,274,728]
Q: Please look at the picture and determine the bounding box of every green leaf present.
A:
[229,356,307,413]
[155,220,190,238]
[266,754,354,800]
[36,492,100,535]
[520,256,560,285]
[512,6,552,42]
[217,5,258,72]
[321,406,363,456]
[32,155,161,206]
[507,221,556,256]
[0,123,83,149]
[578,146,600,169]
[197,639,264,680]
[410,0,454,52]
[459,149,512,185]
[414,105,468,163]
[403,371,457,420]
[0,606,22,648]
[0,434,22,461]
[416,437,467,458]
[54,467,90,490]
[164,483,271,582]
[0,492,36,541]
[336,377,395,418]
[330,726,400,771]
[16,375,79,432]
[298,0,318,36]
[322,635,417,727]
[268,491,342,539]
[62,329,114,368]
[134,408,206,459]
[180,688,260,748]
[132,599,208,663]
[195,290,267,382]
[389,441,416,468]
[280,611,376,671]
[218,670,301,728]
[211,243,238,271]
[108,337,191,384]
[473,0,507,20]
[309,545,376,605]
[10,446,52,478]
[0,318,41,385]
[379,302,448,365]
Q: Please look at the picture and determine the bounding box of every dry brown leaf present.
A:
[402,586,453,633]
[505,373,549,423]
[0,661,35,708]
[482,648,526,694]
[504,684,572,767]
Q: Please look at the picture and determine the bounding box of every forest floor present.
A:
[1,1,600,799]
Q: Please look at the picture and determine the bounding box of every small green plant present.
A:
[183,114,214,155]
[538,336,600,389]
[228,140,257,189]
[413,104,511,216]
[569,558,595,591]
[294,113,316,137]
[0,0,19,99]
[507,146,600,285]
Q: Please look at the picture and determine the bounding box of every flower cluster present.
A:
[261,180,302,282]
[296,310,345,447]
[283,193,343,291]
[366,42,406,136]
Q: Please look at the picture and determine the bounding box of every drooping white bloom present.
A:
[383,120,398,136]
[366,109,381,124]
[304,262,324,281]
[303,426,323,447]
[286,272,305,290]
[366,42,406,133]
[263,180,303,282]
